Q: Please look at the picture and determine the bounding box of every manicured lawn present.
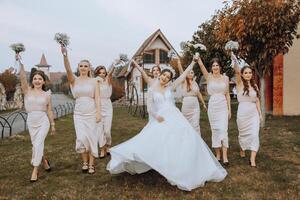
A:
[0,105,299,200]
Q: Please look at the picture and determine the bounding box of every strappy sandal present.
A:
[30,172,38,183]
[240,150,246,158]
[82,162,89,173]
[106,146,111,156]
[249,160,257,168]
[88,165,95,174]
[99,148,106,159]
[44,159,52,172]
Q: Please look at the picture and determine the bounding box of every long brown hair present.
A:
[210,58,223,74]
[185,69,194,92]
[94,65,107,77]
[151,65,161,77]
[29,68,48,91]
[241,66,260,98]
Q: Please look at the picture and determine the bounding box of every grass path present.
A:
[0,106,299,200]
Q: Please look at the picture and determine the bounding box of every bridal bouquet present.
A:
[167,49,178,59]
[119,54,129,62]
[54,33,70,47]
[225,40,239,51]
[10,43,25,54]
[114,54,129,68]
[193,43,207,52]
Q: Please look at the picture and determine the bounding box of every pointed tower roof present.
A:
[36,53,51,68]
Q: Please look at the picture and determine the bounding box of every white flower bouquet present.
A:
[119,54,129,62]
[114,54,129,68]
[225,40,239,51]
[193,43,207,51]
[54,33,70,47]
[10,43,25,54]
[167,49,177,59]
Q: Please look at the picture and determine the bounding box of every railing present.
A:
[0,102,75,139]
[126,82,147,118]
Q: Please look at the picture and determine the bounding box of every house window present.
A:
[143,50,155,64]
[160,50,168,64]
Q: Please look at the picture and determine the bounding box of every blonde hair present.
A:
[77,59,92,77]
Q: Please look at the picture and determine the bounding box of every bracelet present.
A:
[51,123,55,126]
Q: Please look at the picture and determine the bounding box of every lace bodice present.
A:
[237,89,257,103]
[147,86,175,118]
[207,75,229,96]
[97,78,112,99]
[182,81,199,97]
[71,77,97,99]
[24,90,51,112]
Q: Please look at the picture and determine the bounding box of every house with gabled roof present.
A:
[117,29,180,103]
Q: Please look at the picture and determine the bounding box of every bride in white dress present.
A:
[107,58,227,191]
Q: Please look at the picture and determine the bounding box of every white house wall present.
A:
[147,37,169,51]
[283,26,300,115]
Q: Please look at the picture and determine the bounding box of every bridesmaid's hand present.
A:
[61,45,68,56]
[259,114,263,123]
[96,114,101,123]
[193,54,199,62]
[203,105,207,112]
[228,111,232,120]
[156,116,164,123]
[50,126,56,135]
[15,53,21,61]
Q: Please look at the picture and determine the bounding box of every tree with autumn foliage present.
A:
[213,0,300,126]
[0,68,18,100]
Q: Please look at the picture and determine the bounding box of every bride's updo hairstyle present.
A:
[161,69,173,82]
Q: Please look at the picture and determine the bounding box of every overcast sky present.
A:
[0,0,225,72]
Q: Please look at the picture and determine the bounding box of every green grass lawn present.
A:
[0,105,299,200]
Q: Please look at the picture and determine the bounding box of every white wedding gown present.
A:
[107,85,227,191]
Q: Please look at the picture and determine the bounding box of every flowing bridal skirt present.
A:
[107,105,227,191]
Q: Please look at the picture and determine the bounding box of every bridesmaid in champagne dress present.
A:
[197,56,231,165]
[132,60,161,122]
[180,67,207,134]
[17,55,55,182]
[231,54,262,167]
[61,46,101,174]
[94,65,115,158]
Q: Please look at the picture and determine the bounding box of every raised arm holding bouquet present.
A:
[13,47,55,182]
[57,34,101,174]
[228,41,262,167]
